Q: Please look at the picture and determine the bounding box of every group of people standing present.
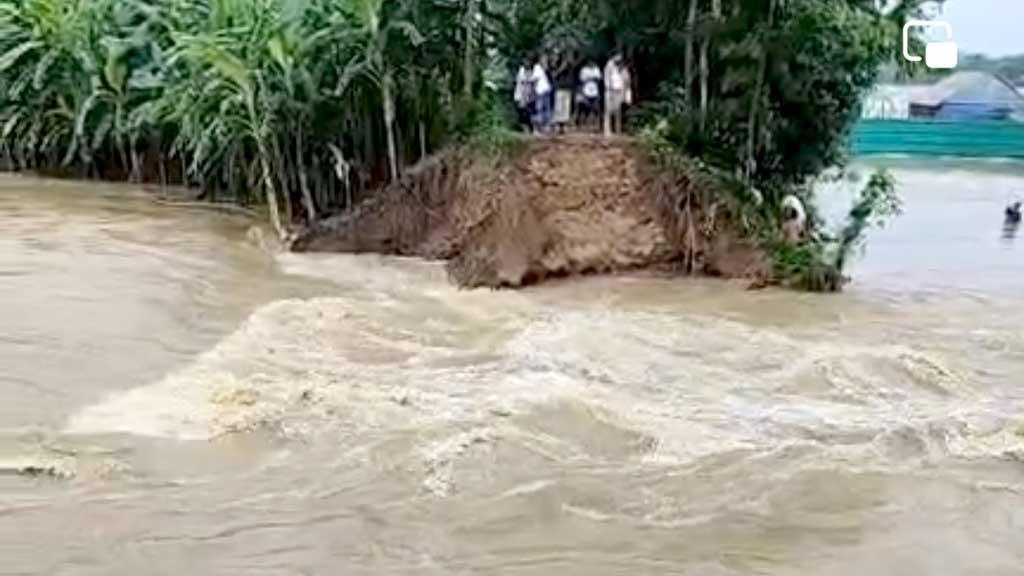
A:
[514,54,633,136]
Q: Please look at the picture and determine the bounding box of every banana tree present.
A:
[167,35,287,238]
[334,0,423,183]
[266,6,332,223]
[0,0,93,168]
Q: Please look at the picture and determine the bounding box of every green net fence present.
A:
[851,120,1024,158]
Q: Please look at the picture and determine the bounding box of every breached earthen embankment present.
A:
[293,134,769,288]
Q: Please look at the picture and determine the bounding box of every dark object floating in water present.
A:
[1006,202,1022,226]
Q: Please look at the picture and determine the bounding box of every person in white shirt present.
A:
[604,54,632,136]
[513,64,534,131]
[781,194,807,244]
[531,58,553,133]
[577,61,602,129]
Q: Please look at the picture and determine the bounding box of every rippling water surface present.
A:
[1,163,1023,575]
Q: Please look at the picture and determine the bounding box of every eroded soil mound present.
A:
[294,135,769,288]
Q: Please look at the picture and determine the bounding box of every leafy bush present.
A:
[456,88,525,159]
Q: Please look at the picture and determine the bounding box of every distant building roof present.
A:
[911,71,1024,108]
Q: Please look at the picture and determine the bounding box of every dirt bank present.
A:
[293,134,769,288]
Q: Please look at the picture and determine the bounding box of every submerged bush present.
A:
[774,169,901,292]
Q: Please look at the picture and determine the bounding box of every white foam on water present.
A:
[64,287,1024,473]
[0,432,131,481]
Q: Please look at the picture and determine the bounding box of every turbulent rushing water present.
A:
[2,163,1023,575]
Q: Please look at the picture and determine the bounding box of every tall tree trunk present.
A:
[381,70,400,182]
[419,119,427,160]
[345,164,353,211]
[745,58,766,185]
[227,149,236,200]
[250,98,286,239]
[296,128,317,224]
[328,142,352,212]
[116,137,130,178]
[463,0,478,101]
[700,0,721,131]
[685,189,697,274]
[130,146,142,184]
[257,139,286,241]
[685,0,699,108]
[158,153,167,190]
[745,0,774,185]
[272,139,294,225]
[363,112,375,175]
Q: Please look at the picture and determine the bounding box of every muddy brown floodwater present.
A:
[1,162,1023,575]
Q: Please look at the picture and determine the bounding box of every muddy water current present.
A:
[1,163,1023,575]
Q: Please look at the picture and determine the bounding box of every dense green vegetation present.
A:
[1,0,925,284]
[0,0,480,237]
